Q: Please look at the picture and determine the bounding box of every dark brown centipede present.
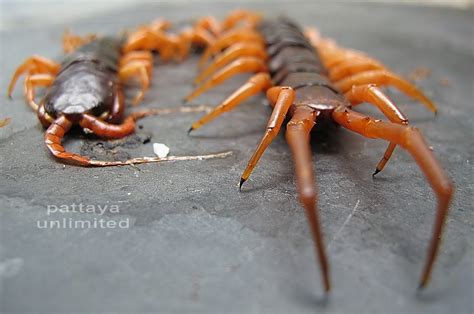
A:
[7,25,232,167]
[8,34,155,166]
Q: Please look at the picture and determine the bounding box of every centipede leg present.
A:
[123,30,175,61]
[8,56,60,97]
[221,9,262,31]
[328,59,385,81]
[346,84,409,175]
[198,29,263,69]
[286,106,330,292]
[45,116,91,166]
[24,74,55,111]
[239,86,294,187]
[148,19,171,32]
[120,51,153,74]
[188,73,272,132]
[62,30,96,53]
[196,16,222,37]
[305,30,374,70]
[185,57,267,102]
[195,42,267,84]
[332,107,453,288]
[119,59,152,106]
[191,27,217,47]
[335,70,437,113]
[175,27,215,61]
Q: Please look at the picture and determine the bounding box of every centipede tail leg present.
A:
[79,114,136,139]
[45,116,91,166]
[286,106,330,292]
[240,86,294,188]
[346,84,409,175]
[332,107,453,288]
[188,73,272,132]
[78,88,136,139]
[185,57,267,102]
[37,103,54,127]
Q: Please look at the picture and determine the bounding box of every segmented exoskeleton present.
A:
[186,16,453,292]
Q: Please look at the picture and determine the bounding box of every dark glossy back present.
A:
[260,18,349,113]
[43,37,121,116]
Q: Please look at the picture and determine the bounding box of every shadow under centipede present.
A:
[290,285,330,309]
[309,122,344,156]
[188,124,264,140]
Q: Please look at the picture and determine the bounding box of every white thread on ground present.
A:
[328,199,360,249]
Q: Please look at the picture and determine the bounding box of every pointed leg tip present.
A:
[187,127,194,134]
[324,284,331,293]
[417,283,425,291]
[239,177,246,191]
[372,168,381,177]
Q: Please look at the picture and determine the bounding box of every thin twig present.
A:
[88,150,233,167]
[131,105,213,120]
[328,199,360,249]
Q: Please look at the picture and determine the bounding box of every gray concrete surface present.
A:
[1,2,473,313]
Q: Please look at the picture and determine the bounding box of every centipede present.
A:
[185,14,454,292]
[7,28,230,166]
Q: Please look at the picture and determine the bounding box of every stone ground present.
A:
[0,2,473,313]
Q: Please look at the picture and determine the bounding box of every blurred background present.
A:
[1,0,473,31]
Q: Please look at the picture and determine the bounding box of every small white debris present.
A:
[153,143,170,158]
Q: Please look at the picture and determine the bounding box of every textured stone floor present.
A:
[1,2,473,313]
